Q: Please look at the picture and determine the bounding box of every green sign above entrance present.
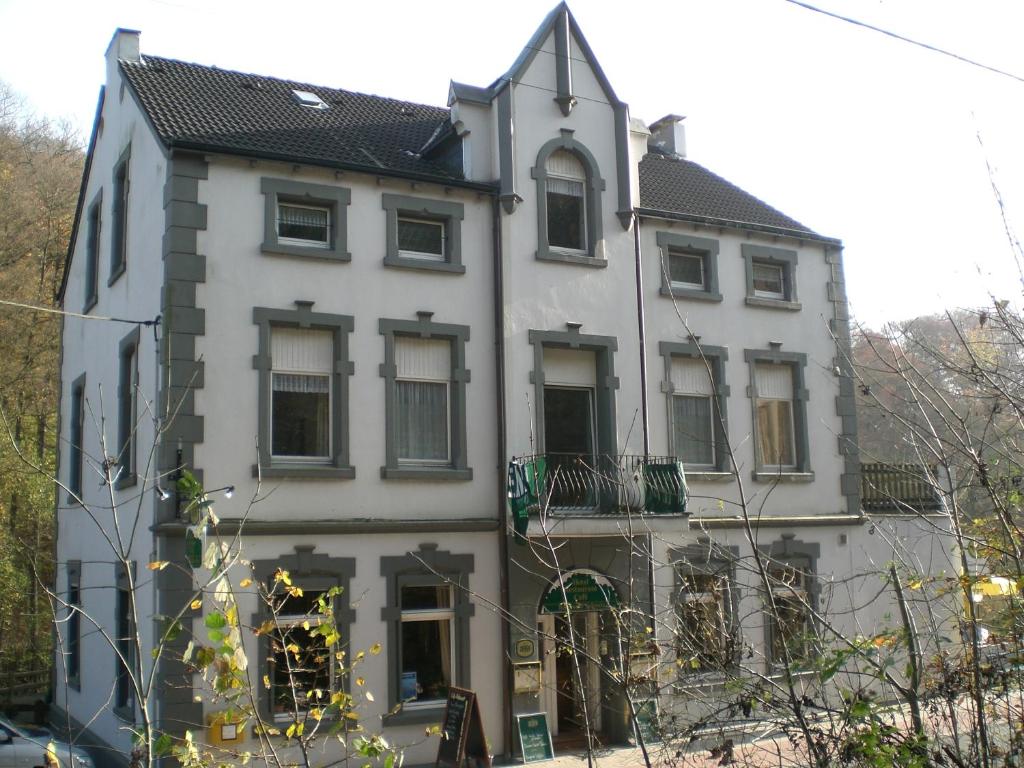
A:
[541,571,620,613]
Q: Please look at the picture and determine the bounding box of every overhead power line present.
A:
[783,0,1024,85]
[0,299,159,326]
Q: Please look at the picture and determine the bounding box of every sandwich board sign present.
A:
[436,687,490,768]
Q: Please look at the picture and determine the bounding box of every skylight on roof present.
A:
[291,89,328,110]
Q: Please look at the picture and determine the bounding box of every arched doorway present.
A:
[537,570,621,746]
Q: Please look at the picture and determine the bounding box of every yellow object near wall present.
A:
[206,711,247,747]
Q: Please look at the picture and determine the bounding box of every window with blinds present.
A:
[671,358,715,466]
[277,202,330,247]
[754,363,795,467]
[271,327,332,458]
[546,150,586,251]
[395,337,451,463]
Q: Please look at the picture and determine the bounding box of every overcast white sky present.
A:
[2,0,1022,328]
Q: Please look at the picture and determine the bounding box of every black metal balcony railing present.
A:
[861,463,942,512]
[507,454,687,531]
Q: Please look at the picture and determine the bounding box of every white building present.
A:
[54,5,953,766]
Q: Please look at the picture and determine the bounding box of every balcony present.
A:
[861,462,943,513]
[507,454,687,532]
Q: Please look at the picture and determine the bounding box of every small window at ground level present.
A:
[767,563,813,664]
[398,217,445,260]
[752,261,785,299]
[268,588,332,714]
[277,203,330,248]
[668,249,705,289]
[677,572,732,671]
[400,584,454,705]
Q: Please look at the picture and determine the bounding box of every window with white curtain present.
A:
[671,357,716,467]
[546,150,586,252]
[395,337,451,463]
[271,327,332,459]
[754,363,795,468]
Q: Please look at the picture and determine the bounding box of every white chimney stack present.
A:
[105,28,141,86]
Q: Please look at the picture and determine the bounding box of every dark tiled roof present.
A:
[120,56,463,181]
[638,153,819,237]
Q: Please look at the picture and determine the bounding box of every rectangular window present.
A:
[768,563,813,665]
[67,563,81,686]
[752,262,785,299]
[755,364,795,468]
[395,337,451,464]
[84,200,100,309]
[115,581,135,714]
[269,588,332,715]
[677,572,731,672]
[277,202,330,248]
[271,327,332,460]
[546,177,586,251]
[397,217,445,261]
[111,151,129,279]
[69,378,85,497]
[117,338,138,486]
[400,584,454,705]
[671,358,715,467]
[668,249,705,290]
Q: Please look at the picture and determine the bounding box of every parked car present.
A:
[0,717,92,768]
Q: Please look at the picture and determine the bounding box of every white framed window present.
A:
[397,216,446,261]
[395,337,451,464]
[271,327,332,460]
[754,363,795,468]
[676,572,731,672]
[277,202,331,248]
[399,584,455,706]
[752,261,786,300]
[671,358,716,467]
[545,150,587,253]
[668,248,706,290]
[767,563,813,665]
[268,588,333,716]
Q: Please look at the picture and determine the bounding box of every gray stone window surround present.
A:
[670,541,741,678]
[528,327,619,456]
[109,144,130,285]
[380,543,474,725]
[742,243,801,311]
[115,326,140,490]
[68,373,86,503]
[379,315,472,481]
[66,560,82,690]
[260,177,351,261]
[381,193,465,274]
[743,348,813,482]
[252,301,355,478]
[657,232,722,302]
[251,546,355,721]
[532,130,607,267]
[84,190,102,313]
[113,561,137,723]
[757,535,820,669]
[659,342,731,479]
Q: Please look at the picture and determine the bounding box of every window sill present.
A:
[660,286,722,302]
[114,472,138,491]
[752,471,815,483]
[536,250,607,268]
[83,295,97,314]
[744,297,801,311]
[380,466,473,481]
[108,262,126,287]
[383,255,465,274]
[674,670,735,689]
[382,703,446,727]
[252,464,356,479]
[261,242,351,262]
[685,471,734,482]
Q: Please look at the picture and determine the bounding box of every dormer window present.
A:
[291,89,328,110]
[545,150,586,253]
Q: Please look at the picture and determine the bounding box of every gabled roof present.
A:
[120,56,479,185]
[638,154,837,243]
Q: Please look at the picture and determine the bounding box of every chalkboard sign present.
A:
[515,713,554,763]
[436,687,490,768]
[632,698,660,745]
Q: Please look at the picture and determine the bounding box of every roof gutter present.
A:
[165,140,500,194]
[635,206,843,247]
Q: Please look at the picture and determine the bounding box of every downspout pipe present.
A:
[491,194,513,758]
[633,212,650,456]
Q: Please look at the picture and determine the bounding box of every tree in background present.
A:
[0,81,82,673]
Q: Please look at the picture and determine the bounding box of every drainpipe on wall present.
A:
[632,212,650,456]
[491,193,512,758]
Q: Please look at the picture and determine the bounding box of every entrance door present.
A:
[539,611,603,742]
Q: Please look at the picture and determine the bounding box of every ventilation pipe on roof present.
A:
[648,114,687,159]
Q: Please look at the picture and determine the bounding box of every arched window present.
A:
[533,134,606,266]
[545,150,587,252]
